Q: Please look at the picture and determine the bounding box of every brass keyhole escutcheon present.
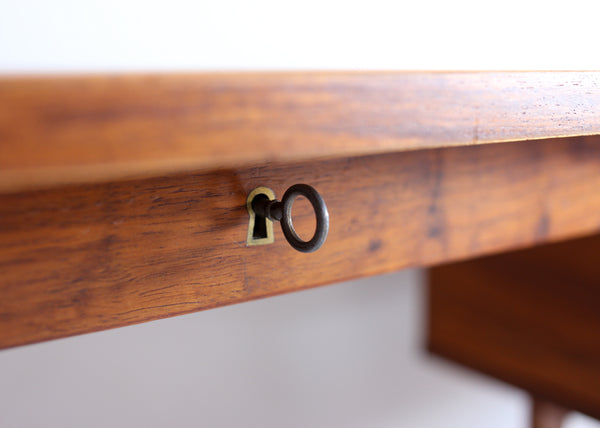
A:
[246,186,276,246]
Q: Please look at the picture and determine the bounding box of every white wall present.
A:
[1,0,600,72]
[0,272,521,427]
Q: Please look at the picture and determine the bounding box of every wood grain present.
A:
[2,72,600,193]
[428,234,600,420]
[2,136,600,350]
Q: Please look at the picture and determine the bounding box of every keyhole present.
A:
[252,193,270,239]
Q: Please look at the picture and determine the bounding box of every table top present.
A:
[2,71,600,193]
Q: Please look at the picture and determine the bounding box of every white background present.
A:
[1,0,600,72]
[1,1,599,426]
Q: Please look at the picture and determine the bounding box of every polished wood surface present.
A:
[2,136,600,349]
[428,234,600,420]
[2,72,600,193]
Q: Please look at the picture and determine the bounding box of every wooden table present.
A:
[2,71,600,427]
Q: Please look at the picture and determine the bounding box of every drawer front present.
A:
[2,136,600,349]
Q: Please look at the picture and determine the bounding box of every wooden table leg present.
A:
[531,397,568,428]
[427,234,600,423]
